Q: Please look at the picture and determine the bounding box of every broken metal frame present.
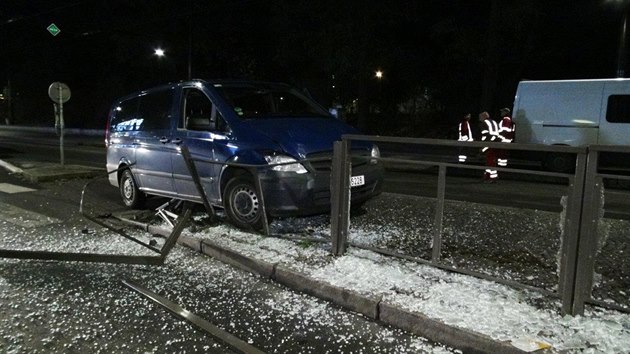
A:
[0,208,191,265]
[80,164,164,253]
[123,279,266,354]
[0,164,191,265]
[330,134,623,316]
[178,144,271,235]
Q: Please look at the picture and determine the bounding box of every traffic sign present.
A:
[47,23,61,36]
[48,82,71,104]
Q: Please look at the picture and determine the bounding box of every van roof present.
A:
[114,79,293,103]
[519,78,630,84]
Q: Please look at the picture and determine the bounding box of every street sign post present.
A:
[48,82,71,167]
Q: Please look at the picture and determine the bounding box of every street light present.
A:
[375,70,383,79]
[154,48,165,57]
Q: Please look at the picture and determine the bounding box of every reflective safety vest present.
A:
[458,120,473,141]
[481,119,499,152]
[499,116,515,143]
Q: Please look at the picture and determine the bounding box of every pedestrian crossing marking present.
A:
[0,183,36,194]
[0,202,60,228]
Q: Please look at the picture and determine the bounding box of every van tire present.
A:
[544,153,576,173]
[223,176,264,230]
[120,169,145,208]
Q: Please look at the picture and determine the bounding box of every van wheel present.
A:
[544,153,576,173]
[120,169,145,208]
[223,176,264,230]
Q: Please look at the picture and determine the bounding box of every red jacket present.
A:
[499,116,514,143]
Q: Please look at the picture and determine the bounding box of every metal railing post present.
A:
[431,164,446,263]
[558,150,588,315]
[330,140,351,256]
[180,145,216,222]
[251,166,271,236]
[571,149,603,315]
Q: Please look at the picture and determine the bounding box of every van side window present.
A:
[181,89,226,131]
[606,95,630,123]
[137,89,173,130]
[111,97,141,132]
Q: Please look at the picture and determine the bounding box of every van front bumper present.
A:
[259,163,384,217]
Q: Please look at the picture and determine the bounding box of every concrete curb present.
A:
[200,238,275,278]
[21,165,104,183]
[0,125,102,136]
[175,233,526,354]
[0,158,103,183]
[274,265,381,319]
[177,234,203,253]
[379,302,525,354]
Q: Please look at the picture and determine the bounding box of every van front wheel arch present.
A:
[223,175,264,230]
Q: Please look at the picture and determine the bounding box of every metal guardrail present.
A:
[116,139,627,316]
[330,135,628,316]
[573,145,630,314]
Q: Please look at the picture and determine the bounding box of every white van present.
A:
[513,79,630,171]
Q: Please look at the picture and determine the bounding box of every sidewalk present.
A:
[1,157,629,353]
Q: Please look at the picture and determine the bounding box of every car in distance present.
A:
[105,80,383,229]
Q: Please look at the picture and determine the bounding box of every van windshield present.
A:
[214,84,330,119]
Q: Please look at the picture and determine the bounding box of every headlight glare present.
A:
[265,154,308,174]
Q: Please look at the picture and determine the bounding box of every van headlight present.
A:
[265,154,308,174]
[370,145,380,165]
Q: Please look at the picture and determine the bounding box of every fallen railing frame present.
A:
[0,164,191,265]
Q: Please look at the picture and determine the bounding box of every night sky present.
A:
[0,0,626,135]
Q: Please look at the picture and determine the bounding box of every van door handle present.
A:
[171,138,182,145]
[159,137,170,144]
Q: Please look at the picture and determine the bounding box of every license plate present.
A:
[350,175,365,187]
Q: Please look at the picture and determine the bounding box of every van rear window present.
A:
[111,98,141,132]
[606,95,630,123]
[214,85,329,119]
[110,89,173,132]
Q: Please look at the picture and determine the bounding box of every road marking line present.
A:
[0,183,36,194]
[0,202,61,228]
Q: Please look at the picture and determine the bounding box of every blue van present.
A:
[106,80,383,229]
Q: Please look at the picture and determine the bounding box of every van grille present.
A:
[306,150,370,172]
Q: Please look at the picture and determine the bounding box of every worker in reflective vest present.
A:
[457,113,473,162]
[497,107,515,168]
[480,111,498,182]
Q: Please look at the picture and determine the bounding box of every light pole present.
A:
[618,5,629,77]
[154,48,166,82]
[611,0,630,77]
[374,69,384,113]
